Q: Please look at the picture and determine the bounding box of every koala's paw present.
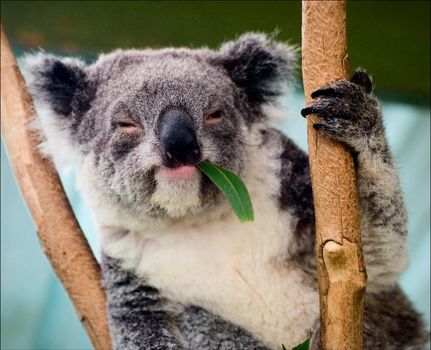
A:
[301,69,383,152]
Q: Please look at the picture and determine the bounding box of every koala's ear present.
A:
[21,53,94,116]
[215,33,296,104]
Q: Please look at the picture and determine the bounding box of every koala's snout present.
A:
[159,109,201,168]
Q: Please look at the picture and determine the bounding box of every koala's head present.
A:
[24,33,295,221]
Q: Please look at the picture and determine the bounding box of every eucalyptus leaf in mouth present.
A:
[197,161,254,223]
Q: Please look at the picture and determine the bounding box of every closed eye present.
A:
[204,110,224,125]
[114,118,141,133]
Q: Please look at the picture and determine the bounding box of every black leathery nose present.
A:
[159,109,201,168]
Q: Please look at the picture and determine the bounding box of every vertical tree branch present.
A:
[1,25,112,350]
[301,2,367,349]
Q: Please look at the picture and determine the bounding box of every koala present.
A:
[23,33,428,349]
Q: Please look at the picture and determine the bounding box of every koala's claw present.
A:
[311,86,342,98]
[300,106,312,118]
[301,101,353,120]
[301,69,382,152]
[307,68,373,102]
[310,87,338,99]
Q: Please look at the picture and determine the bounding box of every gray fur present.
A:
[102,254,271,350]
[177,306,270,350]
[23,33,428,349]
[102,255,184,349]
[275,129,316,277]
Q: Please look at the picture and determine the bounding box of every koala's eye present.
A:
[204,110,224,126]
[114,118,141,134]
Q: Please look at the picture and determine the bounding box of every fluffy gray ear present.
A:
[22,53,94,117]
[216,33,296,104]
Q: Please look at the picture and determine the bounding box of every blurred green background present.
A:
[1,1,430,350]
[1,0,430,103]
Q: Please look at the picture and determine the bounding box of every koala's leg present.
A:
[309,286,428,349]
[101,255,184,350]
[301,69,409,290]
[177,306,270,350]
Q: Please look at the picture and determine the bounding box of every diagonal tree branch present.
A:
[1,25,112,350]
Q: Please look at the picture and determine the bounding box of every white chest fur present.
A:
[101,187,319,349]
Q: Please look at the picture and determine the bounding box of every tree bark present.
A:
[301,2,367,349]
[1,25,112,350]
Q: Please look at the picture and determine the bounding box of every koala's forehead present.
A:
[89,49,234,113]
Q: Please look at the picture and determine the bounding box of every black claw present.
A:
[311,87,337,99]
[301,106,314,117]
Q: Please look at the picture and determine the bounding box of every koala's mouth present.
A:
[151,164,202,217]
[158,165,199,182]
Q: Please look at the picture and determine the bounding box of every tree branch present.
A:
[301,2,367,349]
[1,25,112,350]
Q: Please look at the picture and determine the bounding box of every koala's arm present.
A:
[354,121,408,288]
[101,255,185,350]
[301,69,409,289]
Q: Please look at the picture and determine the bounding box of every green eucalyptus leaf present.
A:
[292,338,310,350]
[197,161,254,222]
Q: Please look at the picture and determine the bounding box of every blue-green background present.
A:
[1,1,430,349]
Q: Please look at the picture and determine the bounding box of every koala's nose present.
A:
[159,109,201,168]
